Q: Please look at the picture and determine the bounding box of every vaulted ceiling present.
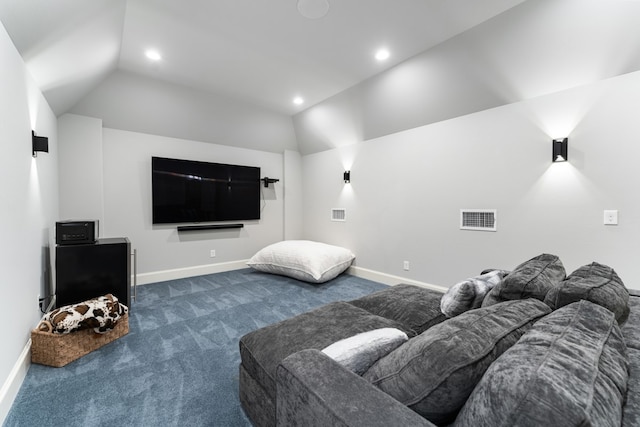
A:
[0,0,525,116]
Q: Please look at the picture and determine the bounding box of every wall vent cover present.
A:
[331,208,346,222]
[460,209,497,231]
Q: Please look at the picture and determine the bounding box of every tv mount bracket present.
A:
[261,177,280,188]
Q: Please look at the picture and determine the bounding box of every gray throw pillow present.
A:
[482,253,565,307]
[454,300,629,427]
[440,270,508,317]
[544,262,630,324]
[363,299,551,425]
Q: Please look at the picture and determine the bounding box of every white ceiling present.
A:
[0,0,525,116]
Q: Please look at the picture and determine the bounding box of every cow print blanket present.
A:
[42,294,128,334]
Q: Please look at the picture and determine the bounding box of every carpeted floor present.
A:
[4,268,387,427]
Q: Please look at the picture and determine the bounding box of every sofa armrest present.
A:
[276,349,435,427]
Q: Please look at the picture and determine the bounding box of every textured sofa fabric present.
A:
[276,349,435,427]
[363,299,551,425]
[483,253,565,307]
[545,262,630,324]
[239,301,416,426]
[349,284,446,334]
[455,300,629,427]
[240,282,640,427]
[440,269,508,317]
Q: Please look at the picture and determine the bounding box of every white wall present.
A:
[0,23,58,421]
[58,114,287,281]
[302,70,640,290]
[102,128,285,279]
[58,114,104,223]
[283,149,303,240]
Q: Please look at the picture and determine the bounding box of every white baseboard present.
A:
[135,260,250,285]
[347,266,448,293]
[0,340,30,425]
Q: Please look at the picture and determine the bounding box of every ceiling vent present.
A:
[331,208,346,222]
[460,209,497,232]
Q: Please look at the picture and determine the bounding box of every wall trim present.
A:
[0,340,30,425]
[347,266,448,293]
[136,260,250,285]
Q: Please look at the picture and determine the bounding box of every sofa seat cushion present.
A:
[349,284,446,335]
[482,253,565,307]
[363,298,551,425]
[545,262,630,324]
[239,301,415,400]
[455,300,629,427]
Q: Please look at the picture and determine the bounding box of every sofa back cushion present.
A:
[454,300,628,427]
[545,262,630,324]
[350,284,446,335]
[362,299,551,425]
[482,253,565,307]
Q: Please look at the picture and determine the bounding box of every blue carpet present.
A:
[4,269,387,427]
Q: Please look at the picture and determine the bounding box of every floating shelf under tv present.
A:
[177,224,244,232]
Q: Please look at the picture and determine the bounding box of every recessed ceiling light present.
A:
[293,96,304,105]
[145,49,162,61]
[375,49,390,61]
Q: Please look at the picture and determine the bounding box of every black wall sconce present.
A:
[32,131,49,158]
[552,138,568,162]
[343,170,351,183]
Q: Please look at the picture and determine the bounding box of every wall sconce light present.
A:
[343,170,351,183]
[32,131,49,158]
[552,138,568,162]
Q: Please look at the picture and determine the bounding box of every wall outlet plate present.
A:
[604,210,618,225]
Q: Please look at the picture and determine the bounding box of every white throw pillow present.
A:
[247,240,355,283]
[322,328,409,375]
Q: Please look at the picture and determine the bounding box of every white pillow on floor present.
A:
[247,240,355,283]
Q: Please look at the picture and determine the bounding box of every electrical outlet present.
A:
[210,249,216,258]
[604,210,618,225]
[403,261,410,271]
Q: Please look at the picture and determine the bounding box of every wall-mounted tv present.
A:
[152,156,261,224]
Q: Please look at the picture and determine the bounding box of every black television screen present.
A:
[152,156,261,224]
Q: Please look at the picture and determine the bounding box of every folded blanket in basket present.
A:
[43,294,128,334]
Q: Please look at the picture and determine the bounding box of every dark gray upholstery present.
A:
[482,253,565,307]
[350,284,446,334]
[363,299,551,425]
[545,262,630,324]
[241,279,640,427]
[239,301,416,426]
[624,348,640,427]
[454,300,629,427]
[276,349,435,427]
[440,270,508,317]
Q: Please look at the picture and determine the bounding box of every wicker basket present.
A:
[31,313,129,367]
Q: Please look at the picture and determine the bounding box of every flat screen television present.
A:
[151,156,261,224]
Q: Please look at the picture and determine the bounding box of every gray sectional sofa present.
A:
[239,255,640,426]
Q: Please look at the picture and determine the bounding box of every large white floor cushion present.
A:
[247,240,355,283]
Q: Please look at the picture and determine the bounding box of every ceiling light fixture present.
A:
[145,49,162,61]
[375,49,390,61]
[293,96,304,105]
[297,0,330,19]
